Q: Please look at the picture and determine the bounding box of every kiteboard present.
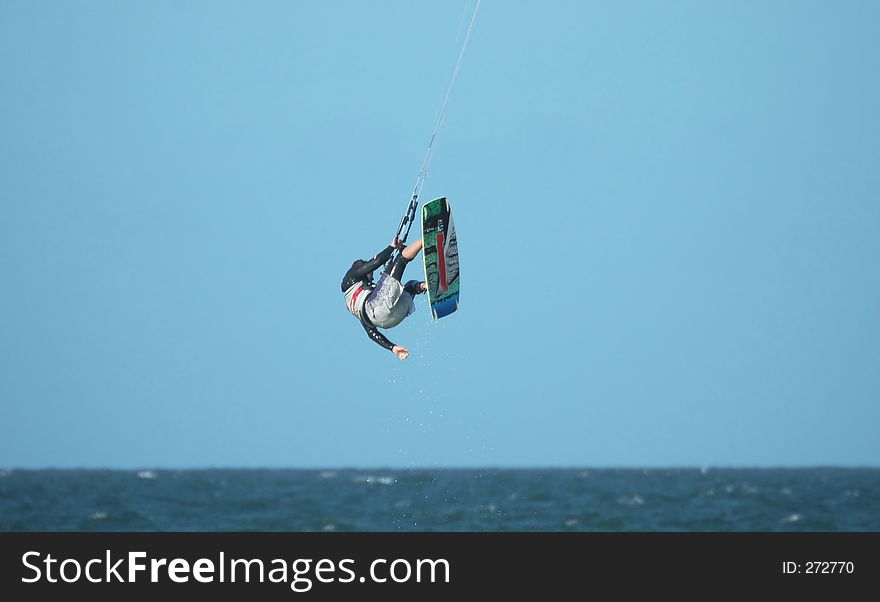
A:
[421,197,460,319]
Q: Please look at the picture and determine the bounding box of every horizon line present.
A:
[3,464,879,471]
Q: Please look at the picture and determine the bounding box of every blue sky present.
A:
[1,1,878,468]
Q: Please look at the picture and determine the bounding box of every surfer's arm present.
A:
[353,245,395,278]
[360,319,395,352]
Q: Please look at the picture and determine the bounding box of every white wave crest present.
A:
[353,475,396,486]
[617,494,645,506]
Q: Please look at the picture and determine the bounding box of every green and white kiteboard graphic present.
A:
[421,197,460,319]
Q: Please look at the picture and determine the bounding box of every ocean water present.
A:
[0,468,877,531]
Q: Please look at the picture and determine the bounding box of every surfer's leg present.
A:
[384,254,408,282]
[404,280,427,295]
[401,239,423,261]
[401,239,426,292]
[385,239,423,282]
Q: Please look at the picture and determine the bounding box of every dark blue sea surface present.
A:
[0,468,877,531]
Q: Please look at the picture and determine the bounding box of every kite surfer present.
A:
[341,237,427,360]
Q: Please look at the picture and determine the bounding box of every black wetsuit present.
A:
[341,245,423,352]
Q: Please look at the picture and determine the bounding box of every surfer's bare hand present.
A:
[392,345,409,360]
